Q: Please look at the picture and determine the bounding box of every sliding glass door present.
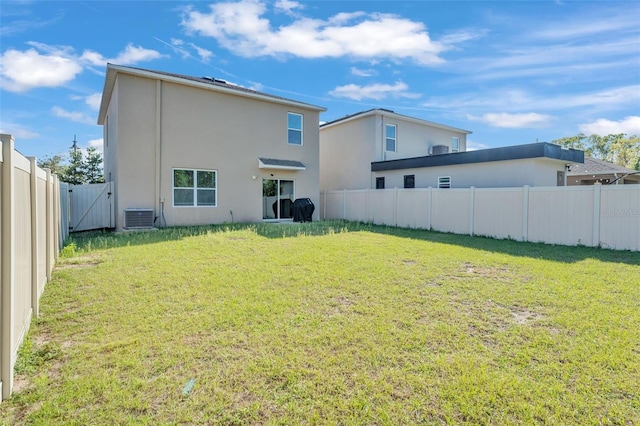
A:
[263,179,294,220]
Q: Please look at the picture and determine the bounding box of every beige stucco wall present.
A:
[320,111,468,191]
[106,73,321,229]
[372,157,567,189]
[320,115,377,191]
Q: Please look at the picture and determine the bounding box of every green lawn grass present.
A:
[2,221,639,425]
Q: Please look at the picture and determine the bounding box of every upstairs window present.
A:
[288,112,303,145]
[173,169,217,207]
[376,177,385,189]
[451,137,460,153]
[385,124,396,152]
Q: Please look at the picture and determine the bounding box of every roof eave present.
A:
[321,108,472,135]
[97,63,326,125]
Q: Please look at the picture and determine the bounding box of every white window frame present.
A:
[287,112,303,146]
[173,168,217,207]
[451,137,459,153]
[438,176,451,189]
[385,124,397,152]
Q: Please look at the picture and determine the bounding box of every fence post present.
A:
[365,188,370,223]
[427,187,432,230]
[469,186,475,236]
[342,189,346,220]
[522,186,529,242]
[322,190,327,220]
[592,183,602,247]
[45,169,53,282]
[1,135,16,400]
[394,187,398,227]
[28,157,40,317]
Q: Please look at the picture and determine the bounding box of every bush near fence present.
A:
[1,134,66,401]
[321,185,640,251]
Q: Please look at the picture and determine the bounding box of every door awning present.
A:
[258,157,306,171]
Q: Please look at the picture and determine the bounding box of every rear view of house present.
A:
[98,64,325,230]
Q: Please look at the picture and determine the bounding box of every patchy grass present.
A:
[2,221,639,425]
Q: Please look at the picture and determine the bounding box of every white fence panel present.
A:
[322,184,639,251]
[344,190,368,223]
[431,189,471,235]
[369,190,396,225]
[397,188,431,229]
[474,188,524,240]
[599,186,640,251]
[528,186,594,246]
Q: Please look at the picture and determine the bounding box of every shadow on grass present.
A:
[64,220,639,266]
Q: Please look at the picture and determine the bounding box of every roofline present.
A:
[371,142,584,172]
[98,64,326,124]
[320,108,472,135]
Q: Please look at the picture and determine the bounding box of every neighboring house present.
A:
[98,64,326,230]
[320,109,583,190]
[320,109,472,190]
[567,156,640,185]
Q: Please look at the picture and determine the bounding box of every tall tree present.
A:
[82,146,105,183]
[37,154,69,177]
[64,147,87,184]
[552,133,640,170]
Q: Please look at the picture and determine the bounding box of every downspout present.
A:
[155,80,162,226]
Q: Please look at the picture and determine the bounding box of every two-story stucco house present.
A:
[98,64,326,230]
[319,109,472,190]
[320,108,583,190]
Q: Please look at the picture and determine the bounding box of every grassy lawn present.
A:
[1,221,639,425]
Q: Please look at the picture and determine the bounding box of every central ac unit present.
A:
[123,208,154,229]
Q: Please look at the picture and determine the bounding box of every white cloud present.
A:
[81,43,164,66]
[423,85,640,114]
[87,138,104,154]
[467,112,553,128]
[579,116,640,136]
[0,48,83,92]
[0,122,40,139]
[329,81,421,101]
[85,93,102,110]
[274,0,302,15]
[189,43,213,62]
[0,42,163,92]
[181,0,449,65]
[51,106,95,125]
[350,67,377,77]
[466,140,490,151]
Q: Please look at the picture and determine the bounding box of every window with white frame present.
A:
[438,176,451,189]
[385,124,397,152]
[451,137,460,153]
[173,169,217,207]
[288,112,303,145]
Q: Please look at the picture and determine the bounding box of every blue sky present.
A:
[1,0,639,161]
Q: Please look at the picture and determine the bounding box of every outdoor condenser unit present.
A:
[123,208,154,229]
[432,145,450,155]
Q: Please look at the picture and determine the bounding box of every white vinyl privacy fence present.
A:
[321,184,640,251]
[1,134,66,401]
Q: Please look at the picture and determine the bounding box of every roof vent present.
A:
[123,208,154,229]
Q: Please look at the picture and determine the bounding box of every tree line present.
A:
[37,146,104,184]
[551,133,640,171]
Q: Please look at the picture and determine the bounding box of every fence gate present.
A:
[69,182,115,232]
